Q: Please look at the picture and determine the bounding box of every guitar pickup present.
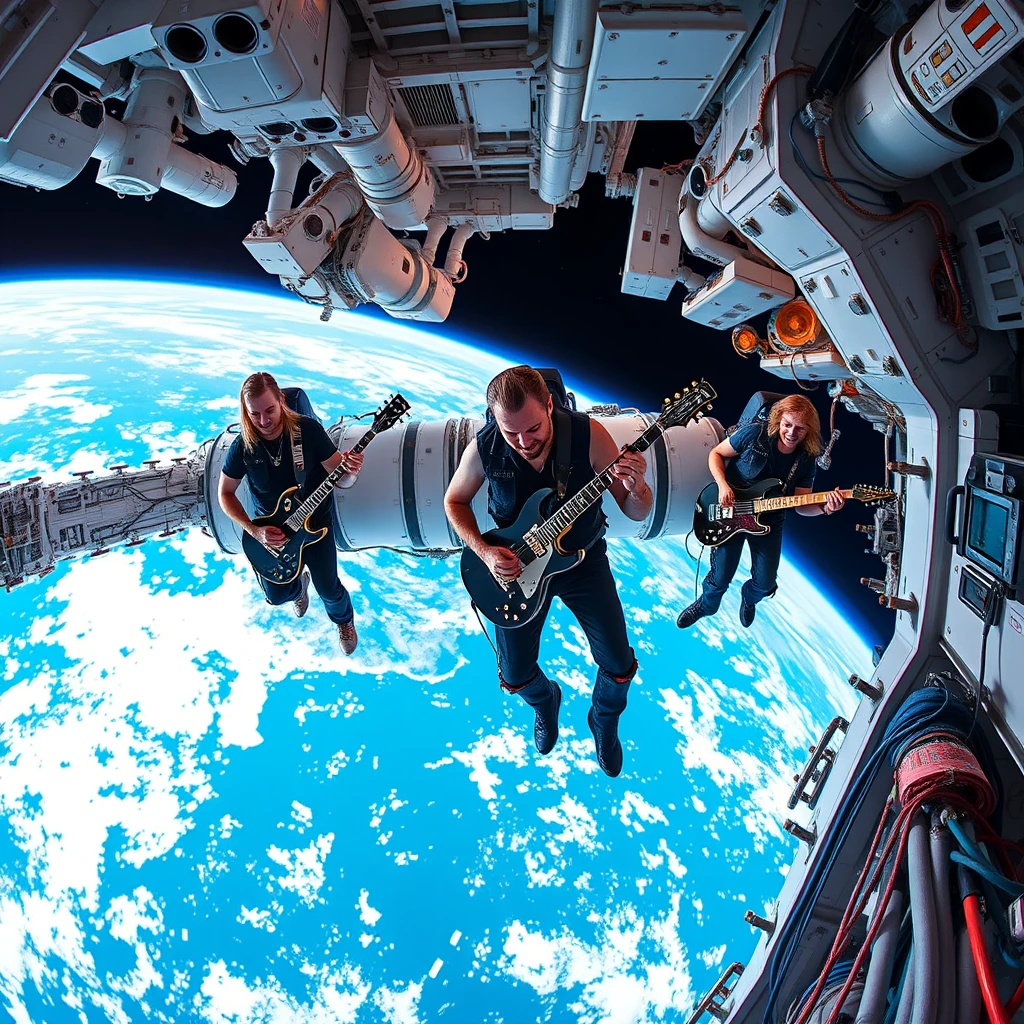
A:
[523,529,546,556]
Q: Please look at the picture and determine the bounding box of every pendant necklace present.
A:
[263,434,284,467]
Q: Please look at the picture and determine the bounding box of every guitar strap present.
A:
[289,424,307,489]
[552,406,571,501]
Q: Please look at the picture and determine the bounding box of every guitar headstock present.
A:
[852,484,896,504]
[659,380,717,429]
[372,393,411,433]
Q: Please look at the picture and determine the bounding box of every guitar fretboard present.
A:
[736,488,854,515]
[284,430,375,530]
[528,422,665,550]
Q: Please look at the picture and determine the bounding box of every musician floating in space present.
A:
[218,372,364,654]
[677,393,846,630]
[444,365,648,778]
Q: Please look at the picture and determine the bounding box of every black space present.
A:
[0,119,894,650]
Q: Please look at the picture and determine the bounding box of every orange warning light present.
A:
[769,299,820,352]
[731,323,764,358]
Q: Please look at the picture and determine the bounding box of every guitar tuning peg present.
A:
[691,380,697,387]
[674,392,681,399]
[707,404,713,411]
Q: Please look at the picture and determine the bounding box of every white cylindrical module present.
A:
[895,0,1022,111]
[326,412,724,552]
[835,22,1007,186]
[95,67,238,205]
[203,429,255,555]
[335,106,436,229]
[162,143,238,206]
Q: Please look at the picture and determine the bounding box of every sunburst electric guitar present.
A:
[692,479,895,547]
[242,393,410,584]
[461,381,717,628]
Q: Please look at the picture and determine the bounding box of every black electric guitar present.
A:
[242,393,410,583]
[461,381,717,627]
[692,479,894,546]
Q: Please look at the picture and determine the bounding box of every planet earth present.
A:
[0,279,868,1023]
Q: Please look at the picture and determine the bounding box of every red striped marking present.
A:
[973,21,1003,49]
[963,3,992,34]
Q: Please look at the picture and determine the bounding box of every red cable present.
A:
[702,65,814,186]
[964,893,1011,1024]
[1007,974,1024,1019]
[814,136,973,346]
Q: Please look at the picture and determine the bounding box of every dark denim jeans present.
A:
[257,535,353,624]
[700,525,784,614]
[495,541,636,729]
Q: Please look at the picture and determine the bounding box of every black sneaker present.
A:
[676,600,706,629]
[534,682,562,755]
[739,598,756,628]
[588,708,623,778]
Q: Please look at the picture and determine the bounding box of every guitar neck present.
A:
[531,423,664,546]
[752,488,853,513]
[287,428,376,527]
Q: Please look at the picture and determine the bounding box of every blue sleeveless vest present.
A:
[476,408,607,551]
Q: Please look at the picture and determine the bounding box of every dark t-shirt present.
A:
[223,416,338,527]
[726,422,815,524]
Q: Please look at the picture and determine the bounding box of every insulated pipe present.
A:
[308,145,349,177]
[955,926,981,1024]
[907,814,940,1024]
[677,265,707,294]
[855,884,904,1024]
[444,223,475,280]
[893,951,915,1024]
[569,121,597,192]
[677,186,752,268]
[538,0,598,204]
[929,812,955,1024]
[421,216,448,266]
[316,178,364,231]
[266,148,304,228]
[334,105,435,229]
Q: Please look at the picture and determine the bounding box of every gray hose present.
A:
[855,882,904,1024]
[955,924,982,1024]
[929,810,955,1024]
[893,950,915,1024]
[907,813,940,1024]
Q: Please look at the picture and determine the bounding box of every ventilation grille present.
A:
[399,83,460,127]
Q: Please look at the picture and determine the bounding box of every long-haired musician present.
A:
[677,394,845,630]
[444,365,650,777]
[218,372,363,654]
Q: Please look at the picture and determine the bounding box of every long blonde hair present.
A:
[767,394,822,456]
[239,372,301,451]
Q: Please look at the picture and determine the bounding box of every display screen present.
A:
[968,493,1009,565]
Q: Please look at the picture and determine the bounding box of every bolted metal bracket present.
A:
[744,909,776,935]
[787,716,848,810]
[850,673,884,702]
[686,961,745,1024]
[888,460,929,479]
[784,819,817,846]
